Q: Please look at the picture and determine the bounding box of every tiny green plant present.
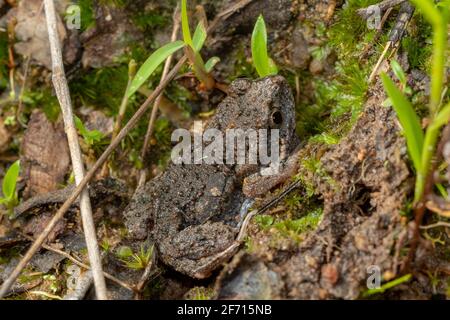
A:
[251,15,278,78]
[0,160,20,215]
[126,0,220,98]
[127,41,185,98]
[381,0,449,205]
[74,116,105,147]
[181,0,219,90]
[116,244,154,270]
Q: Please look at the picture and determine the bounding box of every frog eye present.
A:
[270,110,283,127]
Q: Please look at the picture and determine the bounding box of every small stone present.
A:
[210,187,222,197]
[309,59,324,75]
[321,264,339,285]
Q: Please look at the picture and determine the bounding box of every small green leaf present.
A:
[251,15,278,77]
[127,41,185,98]
[181,0,193,47]
[390,60,407,85]
[2,160,20,200]
[192,22,207,52]
[74,116,104,146]
[430,102,450,130]
[381,73,424,171]
[204,56,220,72]
[268,58,278,75]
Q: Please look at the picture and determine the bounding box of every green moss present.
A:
[77,0,96,32]
[229,45,258,81]
[328,0,379,56]
[133,11,170,32]
[254,214,274,230]
[296,0,384,144]
[274,208,322,235]
[188,287,215,300]
[70,66,130,113]
[21,89,61,122]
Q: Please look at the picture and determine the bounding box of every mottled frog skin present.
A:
[123,76,297,278]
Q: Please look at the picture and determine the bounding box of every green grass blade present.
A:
[127,40,185,98]
[204,56,220,72]
[363,274,412,297]
[2,160,20,200]
[251,15,277,77]
[192,22,207,52]
[390,60,406,85]
[381,73,424,171]
[181,0,193,47]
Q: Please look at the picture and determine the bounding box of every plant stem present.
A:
[410,0,448,204]
[42,0,108,300]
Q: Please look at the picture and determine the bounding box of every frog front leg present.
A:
[242,147,301,198]
[157,221,238,279]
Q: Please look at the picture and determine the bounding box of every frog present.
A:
[123,75,298,279]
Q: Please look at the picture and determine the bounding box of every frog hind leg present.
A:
[158,221,238,279]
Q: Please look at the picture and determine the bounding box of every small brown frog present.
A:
[124,76,298,278]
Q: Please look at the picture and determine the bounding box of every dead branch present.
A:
[368,1,414,82]
[20,233,134,293]
[44,0,107,299]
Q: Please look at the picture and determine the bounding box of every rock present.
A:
[291,27,311,70]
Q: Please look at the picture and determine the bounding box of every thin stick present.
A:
[138,5,181,187]
[42,0,107,300]
[20,233,134,293]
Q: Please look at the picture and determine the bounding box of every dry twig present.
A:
[19,233,134,293]
[44,0,107,299]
